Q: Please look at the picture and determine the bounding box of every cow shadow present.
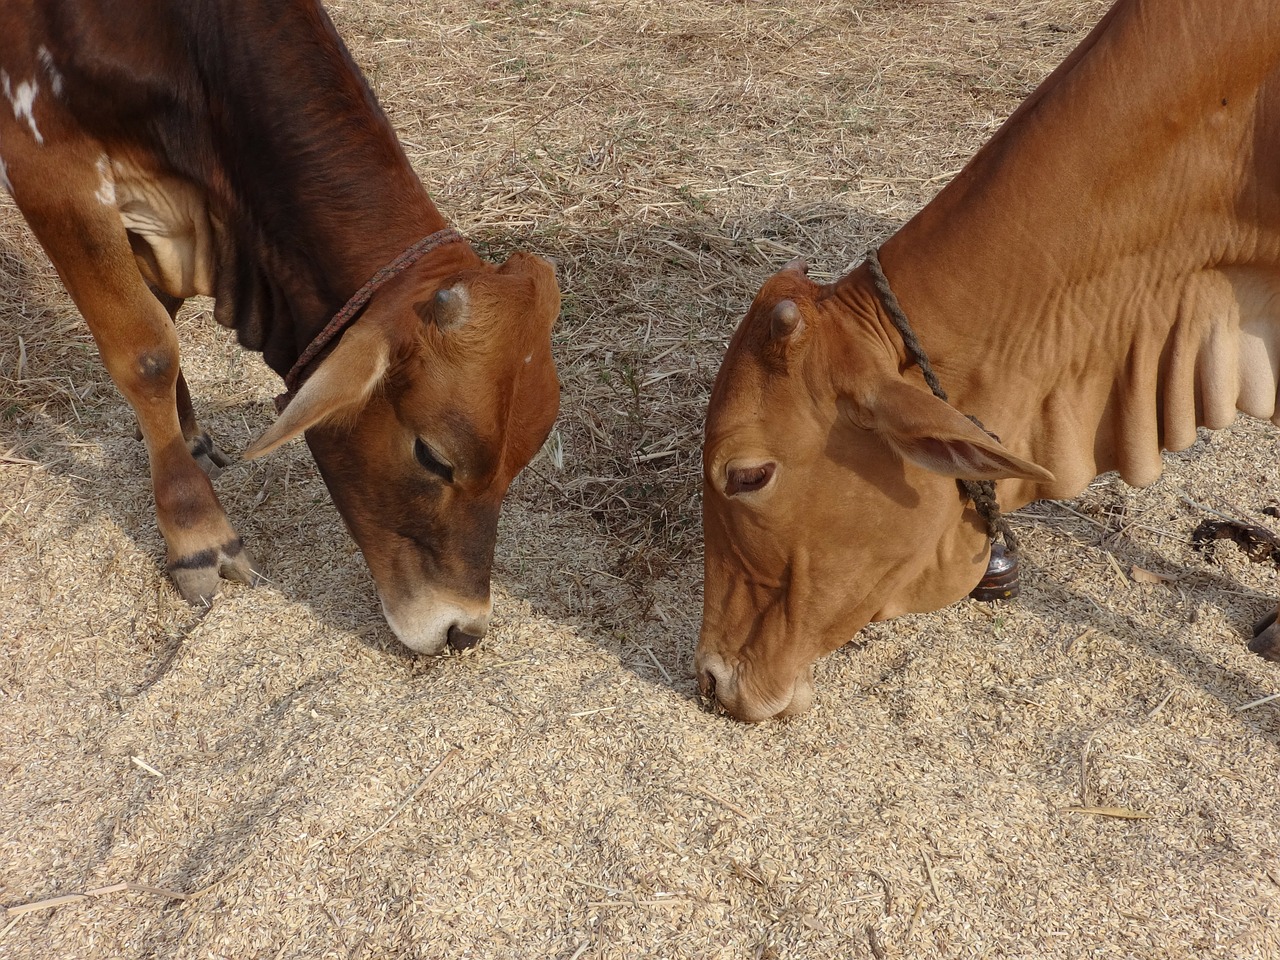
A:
[486,202,908,679]
[818,479,1280,751]
[1008,498,1280,744]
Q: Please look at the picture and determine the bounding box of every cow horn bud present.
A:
[783,258,809,276]
[770,299,804,341]
[417,286,469,330]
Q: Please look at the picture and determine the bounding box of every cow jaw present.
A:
[697,483,991,723]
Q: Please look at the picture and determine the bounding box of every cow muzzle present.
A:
[379,590,492,655]
[695,653,815,722]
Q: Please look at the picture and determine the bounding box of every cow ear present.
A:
[243,324,390,460]
[414,285,469,331]
[847,378,1055,482]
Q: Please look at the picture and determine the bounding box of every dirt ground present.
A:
[3,0,1279,957]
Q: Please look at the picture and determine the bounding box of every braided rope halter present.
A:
[864,249,1021,601]
[275,226,466,412]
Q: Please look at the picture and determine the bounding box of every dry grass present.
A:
[3,0,1280,957]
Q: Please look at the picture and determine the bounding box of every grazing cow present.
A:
[0,0,561,654]
[698,0,1280,721]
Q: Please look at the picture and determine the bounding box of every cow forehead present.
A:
[711,281,899,443]
[707,336,821,447]
[482,251,560,318]
[713,278,838,400]
[390,323,559,480]
[396,329,555,413]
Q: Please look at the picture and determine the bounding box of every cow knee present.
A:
[136,346,176,384]
[104,342,179,402]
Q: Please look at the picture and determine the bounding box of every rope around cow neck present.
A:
[276,226,466,412]
[864,248,1020,556]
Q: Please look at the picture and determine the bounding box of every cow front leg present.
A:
[1250,607,1280,661]
[96,297,260,601]
[132,366,232,478]
[11,156,259,603]
[87,293,260,602]
[144,428,260,602]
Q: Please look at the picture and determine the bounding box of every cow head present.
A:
[697,261,1052,721]
[244,250,560,654]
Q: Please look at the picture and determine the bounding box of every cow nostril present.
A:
[696,668,718,708]
[446,624,485,652]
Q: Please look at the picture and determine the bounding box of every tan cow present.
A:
[0,0,560,654]
[699,0,1280,721]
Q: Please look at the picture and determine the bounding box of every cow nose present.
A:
[446,623,486,652]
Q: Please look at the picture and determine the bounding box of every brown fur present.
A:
[0,0,560,651]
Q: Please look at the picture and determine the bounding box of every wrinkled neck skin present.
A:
[842,0,1280,516]
[190,0,457,376]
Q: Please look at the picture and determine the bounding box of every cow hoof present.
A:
[189,432,231,479]
[1249,610,1280,662]
[220,545,264,586]
[169,538,264,605]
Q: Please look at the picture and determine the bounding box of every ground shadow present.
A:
[1010,503,1280,747]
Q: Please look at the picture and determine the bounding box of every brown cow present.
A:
[0,0,560,654]
[699,0,1280,721]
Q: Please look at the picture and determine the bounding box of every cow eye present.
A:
[726,462,776,496]
[414,439,455,483]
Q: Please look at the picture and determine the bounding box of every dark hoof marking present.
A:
[168,544,225,572]
[168,538,264,604]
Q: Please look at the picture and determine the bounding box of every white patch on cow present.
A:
[95,155,116,206]
[524,353,533,364]
[37,46,65,99]
[2,72,43,145]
